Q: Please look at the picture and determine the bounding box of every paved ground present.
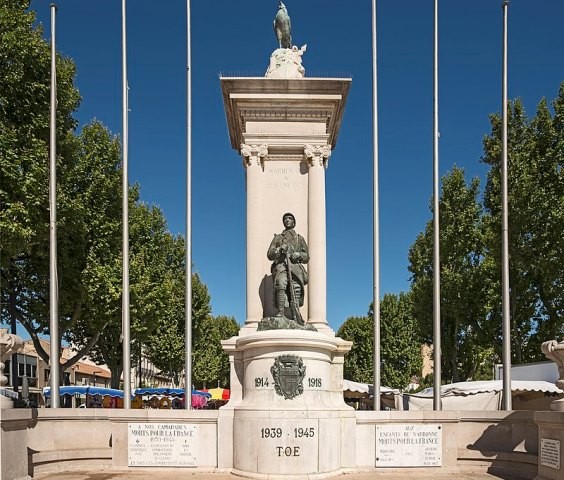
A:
[35,470,523,480]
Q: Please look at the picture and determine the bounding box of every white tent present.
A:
[342,380,399,409]
[400,380,563,411]
[342,380,398,396]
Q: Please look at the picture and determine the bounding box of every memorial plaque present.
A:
[257,419,318,474]
[376,424,442,467]
[540,438,560,470]
[128,423,198,467]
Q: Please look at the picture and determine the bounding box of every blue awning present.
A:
[42,386,126,398]
[134,387,211,398]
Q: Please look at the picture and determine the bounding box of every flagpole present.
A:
[121,0,132,409]
[501,0,512,410]
[432,0,442,411]
[184,0,193,409]
[49,2,60,408]
[371,0,380,411]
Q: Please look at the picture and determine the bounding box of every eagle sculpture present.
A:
[273,1,292,49]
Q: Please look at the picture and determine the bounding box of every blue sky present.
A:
[34,0,564,331]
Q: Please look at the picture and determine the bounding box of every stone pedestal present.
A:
[0,330,23,409]
[220,67,353,478]
[221,330,355,478]
[221,76,351,335]
[535,411,564,480]
[542,340,564,411]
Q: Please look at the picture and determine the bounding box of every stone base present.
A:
[257,316,317,332]
[534,411,564,480]
[0,395,14,409]
[227,407,355,478]
[221,330,354,477]
[550,397,564,411]
[265,47,306,79]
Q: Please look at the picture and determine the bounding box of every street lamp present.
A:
[92,370,100,387]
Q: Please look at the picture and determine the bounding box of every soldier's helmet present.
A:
[282,212,296,225]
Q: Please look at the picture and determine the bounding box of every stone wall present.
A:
[0,407,553,479]
[355,410,538,478]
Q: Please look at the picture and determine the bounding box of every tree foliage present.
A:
[408,167,492,382]
[377,293,423,389]
[192,315,239,389]
[1,2,227,391]
[144,268,215,388]
[0,1,117,376]
[337,316,374,384]
[482,91,564,362]
[338,293,421,390]
[406,85,564,383]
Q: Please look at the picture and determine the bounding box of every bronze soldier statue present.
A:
[267,213,309,324]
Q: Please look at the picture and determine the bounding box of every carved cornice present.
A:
[239,108,332,122]
[304,144,331,168]
[241,144,268,167]
[266,153,306,163]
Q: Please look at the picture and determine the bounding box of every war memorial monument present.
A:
[2,3,564,480]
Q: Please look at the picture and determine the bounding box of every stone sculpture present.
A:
[265,44,307,79]
[273,1,292,49]
[542,339,564,410]
[0,330,23,408]
[266,2,307,79]
[259,213,316,331]
[542,340,564,390]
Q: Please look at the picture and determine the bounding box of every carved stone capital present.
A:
[304,144,331,168]
[241,144,268,167]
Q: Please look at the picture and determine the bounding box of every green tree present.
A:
[1,0,79,270]
[375,293,422,389]
[408,167,492,383]
[192,315,239,389]
[144,266,214,388]
[337,315,374,384]
[0,2,239,392]
[482,88,564,362]
[0,2,125,377]
[85,203,195,388]
[338,293,421,390]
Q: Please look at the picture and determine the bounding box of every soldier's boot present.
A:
[275,290,286,317]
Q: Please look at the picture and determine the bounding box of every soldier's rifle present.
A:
[284,247,304,326]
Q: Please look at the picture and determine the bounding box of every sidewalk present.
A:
[35,470,520,480]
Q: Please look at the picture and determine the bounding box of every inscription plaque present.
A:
[257,419,318,474]
[540,438,560,469]
[376,424,442,467]
[264,165,305,192]
[128,423,198,467]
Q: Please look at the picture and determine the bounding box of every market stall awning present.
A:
[202,387,230,400]
[401,380,564,411]
[42,386,126,398]
[134,387,211,398]
[343,380,398,398]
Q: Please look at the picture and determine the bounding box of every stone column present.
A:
[305,144,331,331]
[241,144,268,328]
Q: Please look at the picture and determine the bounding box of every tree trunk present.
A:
[510,289,523,364]
[451,321,460,383]
[110,365,123,390]
[8,286,19,394]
